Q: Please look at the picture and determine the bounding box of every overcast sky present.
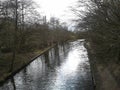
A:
[33,0,78,25]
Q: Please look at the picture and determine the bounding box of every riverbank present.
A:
[0,44,56,85]
[85,41,120,90]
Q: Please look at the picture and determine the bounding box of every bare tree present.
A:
[9,0,18,72]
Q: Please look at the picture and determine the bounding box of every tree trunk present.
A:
[9,0,18,72]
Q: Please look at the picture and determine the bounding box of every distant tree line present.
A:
[0,0,74,72]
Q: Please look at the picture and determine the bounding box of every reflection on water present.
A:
[0,39,94,90]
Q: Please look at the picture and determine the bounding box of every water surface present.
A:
[0,40,93,90]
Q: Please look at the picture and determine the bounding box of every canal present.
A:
[0,39,94,90]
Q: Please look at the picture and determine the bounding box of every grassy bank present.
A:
[85,41,120,90]
[0,44,56,85]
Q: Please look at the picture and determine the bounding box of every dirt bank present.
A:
[85,41,120,90]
